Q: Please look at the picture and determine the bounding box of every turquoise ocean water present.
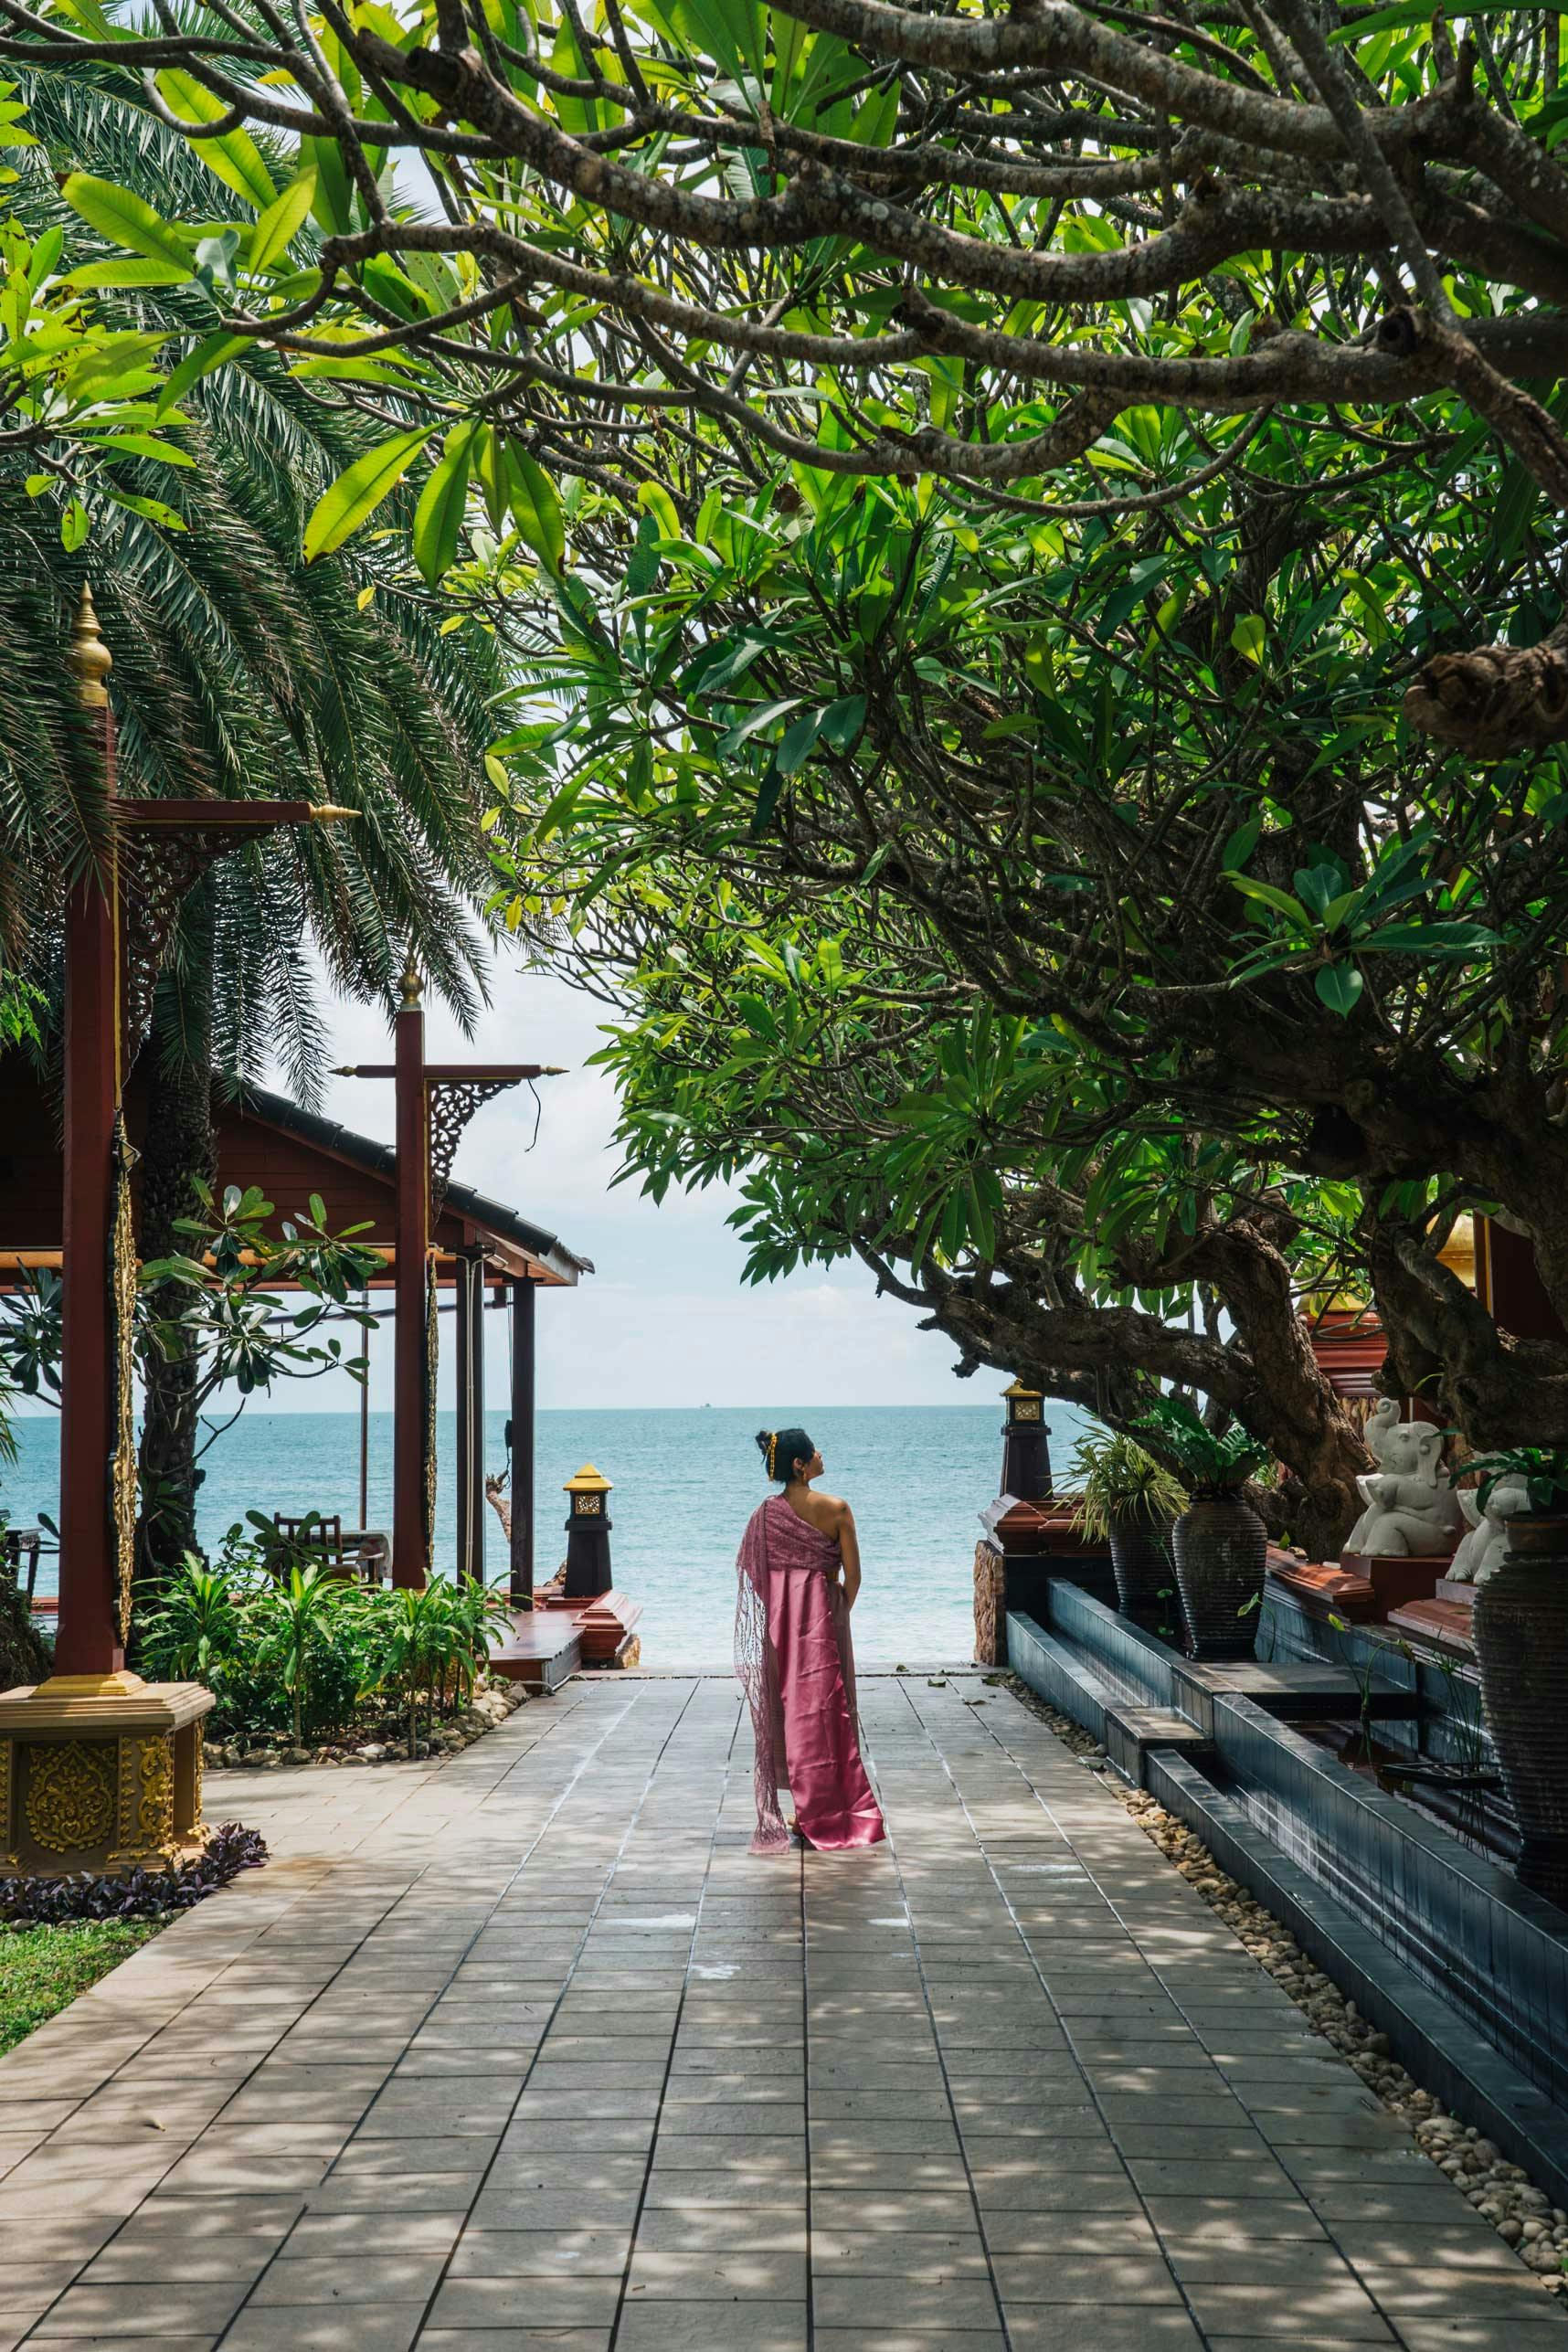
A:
[2,1402,1095,1669]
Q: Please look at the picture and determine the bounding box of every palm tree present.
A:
[1,67,503,1588]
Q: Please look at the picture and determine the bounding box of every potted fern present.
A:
[1454,1444,1568,1904]
[1071,1433,1187,1617]
[1136,1397,1268,1658]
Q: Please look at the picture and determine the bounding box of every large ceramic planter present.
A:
[1473,1530,1568,1907]
[1108,1505,1173,1617]
[1171,1491,1266,1658]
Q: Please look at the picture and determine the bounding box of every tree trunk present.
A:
[134,897,217,1603]
[1372,1222,1568,1446]
[1404,622,1568,756]
[0,1577,48,1687]
[925,1222,1369,1563]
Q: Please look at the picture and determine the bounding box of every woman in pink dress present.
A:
[736,1426,886,1856]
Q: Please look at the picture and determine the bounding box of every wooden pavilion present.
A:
[0,1053,591,1595]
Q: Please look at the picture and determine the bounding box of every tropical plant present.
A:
[1071,1435,1188,1549]
[13,0,1568,767]
[364,1578,511,1762]
[0,1825,266,1926]
[136,1552,248,1685]
[0,66,510,1594]
[1461,1447,1568,1520]
[1136,1399,1269,1499]
[248,1560,361,1752]
[450,411,1568,1534]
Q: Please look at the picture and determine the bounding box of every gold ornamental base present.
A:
[0,1676,215,1877]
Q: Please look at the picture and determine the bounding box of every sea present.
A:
[2,1402,1097,1669]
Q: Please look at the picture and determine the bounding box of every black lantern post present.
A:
[1001,1380,1053,1503]
[562,1463,614,1599]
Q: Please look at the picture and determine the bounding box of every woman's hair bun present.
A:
[755,1426,812,1483]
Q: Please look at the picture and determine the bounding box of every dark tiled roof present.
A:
[240,1085,592,1284]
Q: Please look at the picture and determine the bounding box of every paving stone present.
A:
[812,2273,1002,2329]
[249,2253,448,2304]
[222,2304,429,2351]
[22,2283,252,2336]
[991,2311,1203,2349]
[995,2253,1181,2304]
[4,1677,1516,2352]
[612,2305,807,2351]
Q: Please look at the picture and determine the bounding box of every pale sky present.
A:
[259,956,983,1414]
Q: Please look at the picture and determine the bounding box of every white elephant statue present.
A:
[1345,1416,1464,1559]
[1447,1477,1531,1584]
[1364,1397,1401,1467]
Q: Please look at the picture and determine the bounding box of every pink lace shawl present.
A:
[736,1494,860,1857]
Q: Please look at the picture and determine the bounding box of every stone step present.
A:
[1103,1703,1210,1784]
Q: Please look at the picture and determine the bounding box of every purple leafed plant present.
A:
[0,1824,267,1926]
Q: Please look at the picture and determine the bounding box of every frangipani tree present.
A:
[4,0,1568,752]
[473,440,1568,1535]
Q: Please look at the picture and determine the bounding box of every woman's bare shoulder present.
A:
[789,1488,850,1533]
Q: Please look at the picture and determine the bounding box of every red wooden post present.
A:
[510,1277,535,1608]
[453,1246,485,1584]
[392,953,429,1588]
[53,590,123,1681]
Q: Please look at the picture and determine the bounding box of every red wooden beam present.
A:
[116,800,355,830]
[336,1065,565,1081]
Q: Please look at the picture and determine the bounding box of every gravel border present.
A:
[202,1673,529,1772]
[1007,1671,1568,2298]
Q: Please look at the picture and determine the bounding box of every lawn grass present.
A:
[0,1920,164,2056]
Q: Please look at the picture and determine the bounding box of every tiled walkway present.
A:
[0,1671,1561,2352]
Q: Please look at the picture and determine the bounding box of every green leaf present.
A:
[1329,0,1525,38]
[1221,815,1262,871]
[776,705,827,775]
[1224,873,1312,928]
[1230,614,1266,663]
[59,497,88,552]
[636,478,682,544]
[301,136,354,237]
[303,426,431,562]
[61,257,191,289]
[249,169,316,272]
[1293,863,1346,922]
[412,422,478,587]
[507,450,566,571]
[819,694,866,753]
[101,486,188,530]
[60,175,192,275]
[1361,920,1503,956]
[155,330,248,418]
[717,698,801,757]
[154,71,276,208]
[1314,962,1363,1016]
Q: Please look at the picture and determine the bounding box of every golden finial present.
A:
[398,947,424,1010]
[69,581,112,709]
[308,803,360,822]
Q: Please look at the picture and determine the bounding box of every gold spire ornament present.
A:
[69,582,112,708]
[398,948,424,1010]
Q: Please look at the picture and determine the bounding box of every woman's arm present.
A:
[835,1502,862,1608]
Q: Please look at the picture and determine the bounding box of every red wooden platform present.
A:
[488,1592,643,1690]
[488,1609,583,1691]
[1387,1582,1478,1658]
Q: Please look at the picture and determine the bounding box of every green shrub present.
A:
[139,1548,509,1751]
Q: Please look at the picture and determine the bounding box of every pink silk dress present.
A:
[735,1493,886,1856]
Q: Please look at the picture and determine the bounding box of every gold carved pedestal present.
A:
[0,1675,214,1875]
